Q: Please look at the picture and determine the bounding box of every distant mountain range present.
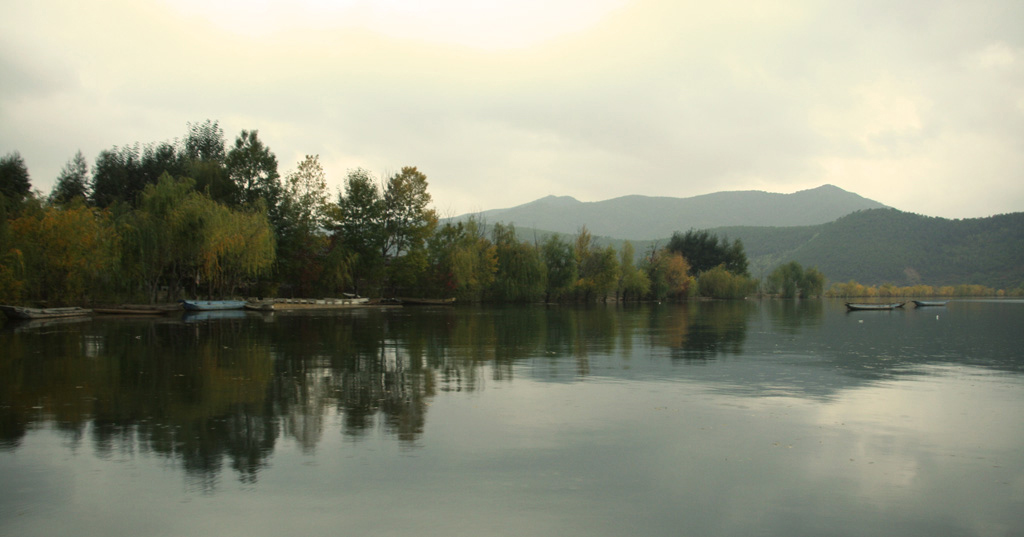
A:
[447,185,1023,289]
[451,184,888,240]
[717,209,1024,289]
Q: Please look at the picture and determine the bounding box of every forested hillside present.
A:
[714,209,1024,288]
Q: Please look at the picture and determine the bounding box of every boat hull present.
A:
[845,302,905,311]
[912,300,948,307]
[181,300,247,311]
[0,305,93,320]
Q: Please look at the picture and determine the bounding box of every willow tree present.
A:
[574,226,619,301]
[198,202,276,297]
[8,202,117,303]
[541,234,577,302]
[123,174,204,302]
[767,261,825,298]
[489,223,546,302]
[427,218,496,301]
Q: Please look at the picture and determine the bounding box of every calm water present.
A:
[1,300,1022,536]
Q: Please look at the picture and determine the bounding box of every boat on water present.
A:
[0,305,93,320]
[93,304,181,315]
[244,301,275,312]
[180,300,247,311]
[912,300,949,307]
[397,297,456,306]
[845,302,906,311]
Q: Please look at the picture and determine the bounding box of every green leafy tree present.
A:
[49,150,90,206]
[489,223,546,302]
[335,168,386,295]
[697,265,757,299]
[644,249,693,301]
[90,145,143,207]
[226,129,281,214]
[541,234,577,302]
[380,167,438,294]
[767,261,825,298]
[427,218,496,301]
[277,155,332,296]
[667,229,749,276]
[183,120,235,204]
[8,201,117,303]
[121,174,197,302]
[617,241,650,301]
[574,227,619,301]
[0,151,32,213]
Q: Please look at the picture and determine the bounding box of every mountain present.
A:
[451,185,887,240]
[716,209,1024,289]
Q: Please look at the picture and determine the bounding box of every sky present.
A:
[2,0,1022,219]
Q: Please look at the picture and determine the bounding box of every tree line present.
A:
[1,120,830,305]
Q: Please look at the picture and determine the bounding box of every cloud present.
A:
[1,0,1022,218]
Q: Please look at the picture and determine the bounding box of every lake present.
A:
[1,299,1022,536]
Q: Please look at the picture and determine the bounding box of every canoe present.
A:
[912,300,948,307]
[845,302,905,311]
[180,300,247,311]
[0,305,93,320]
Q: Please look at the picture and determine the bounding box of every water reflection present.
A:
[1,300,1021,489]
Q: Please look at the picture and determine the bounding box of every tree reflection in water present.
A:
[0,303,766,486]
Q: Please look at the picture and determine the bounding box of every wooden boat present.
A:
[180,300,247,311]
[0,305,93,320]
[93,304,181,315]
[397,297,456,306]
[244,301,275,312]
[912,300,948,307]
[845,302,905,311]
[269,297,369,310]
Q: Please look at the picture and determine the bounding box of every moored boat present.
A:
[845,302,905,311]
[397,297,456,306]
[0,305,93,320]
[93,304,181,315]
[912,300,948,307]
[180,300,247,311]
[244,301,275,312]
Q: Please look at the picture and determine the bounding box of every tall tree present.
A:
[90,145,144,207]
[184,119,227,162]
[183,120,234,204]
[617,241,650,301]
[335,168,386,295]
[0,151,32,212]
[427,218,496,301]
[277,155,332,296]
[489,223,546,302]
[541,234,577,302]
[574,226,619,301]
[50,150,90,206]
[380,167,438,293]
[226,130,281,213]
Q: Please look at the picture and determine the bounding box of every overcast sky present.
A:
[2,0,1022,219]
